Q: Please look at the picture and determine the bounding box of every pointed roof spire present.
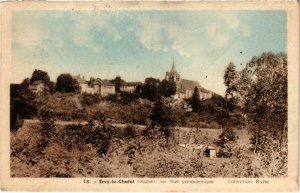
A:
[172,57,175,71]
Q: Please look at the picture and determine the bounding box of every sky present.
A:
[12,10,287,95]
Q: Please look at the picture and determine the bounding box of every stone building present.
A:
[73,75,115,96]
[100,79,115,96]
[165,61,212,100]
[120,82,142,93]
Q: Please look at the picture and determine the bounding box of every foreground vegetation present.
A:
[11,119,287,178]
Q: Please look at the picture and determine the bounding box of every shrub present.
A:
[123,125,137,139]
[81,93,101,106]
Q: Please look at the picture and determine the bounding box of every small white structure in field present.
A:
[206,146,217,158]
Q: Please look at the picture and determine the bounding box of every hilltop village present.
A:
[29,61,212,101]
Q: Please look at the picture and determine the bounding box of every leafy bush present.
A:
[56,73,80,93]
[81,93,101,106]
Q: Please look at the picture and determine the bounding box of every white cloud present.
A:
[207,24,231,48]
[69,12,111,53]
[133,18,205,58]
[135,18,166,52]
[167,25,204,58]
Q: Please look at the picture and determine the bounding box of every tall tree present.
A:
[224,62,238,99]
[111,76,125,93]
[146,100,175,145]
[224,62,238,112]
[158,80,176,97]
[190,87,202,112]
[141,77,160,101]
[56,73,80,93]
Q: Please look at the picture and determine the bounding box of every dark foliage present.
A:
[30,69,51,88]
[38,108,55,152]
[144,100,175,144]
[111,76,125,93]
[123,125,137,139]
[81,93,101,106]
[63,122,115,156]
[141,77,160,101]
[56,73,80,93]
[119,92,140,105]
[158,80,176,97]
[105,92,140,105]
[190,87,203,112]
[10,81,37,131]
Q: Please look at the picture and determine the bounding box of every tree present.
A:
[245,53,287,151]
[10,80,37,131]
[30,69,52,92]
[141,77,160,101]
[145,100,175,145]
[224,62,238,111]
[158,80,176,97]
[229,52,287,152]
[56,73,80,93]
[190,87,203,112]
[111,76,125,93]
[235,68,253,106]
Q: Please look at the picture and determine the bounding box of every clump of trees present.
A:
[140,77,176,101]
[158,79,177,97]
[223,52,287,152]
[56,73,80,93]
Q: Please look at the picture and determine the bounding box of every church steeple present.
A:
[171,57,175,71]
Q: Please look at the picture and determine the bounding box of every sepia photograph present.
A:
[0,1,299,192]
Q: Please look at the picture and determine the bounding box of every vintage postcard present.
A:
[0,1,299,192]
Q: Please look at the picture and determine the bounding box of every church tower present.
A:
[165,59,181,89]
